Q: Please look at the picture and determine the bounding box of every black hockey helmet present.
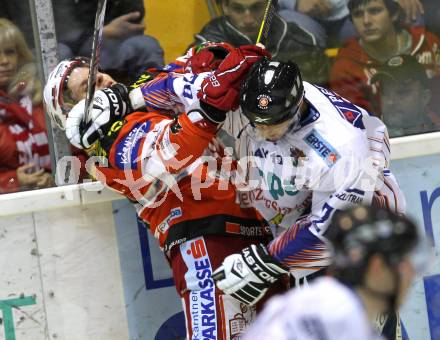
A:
[327,206,420,286]
[239,57,304,125]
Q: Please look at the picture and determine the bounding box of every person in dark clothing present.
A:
[192,0,330,85]
[372,54,440,137]
[52,0,164,82]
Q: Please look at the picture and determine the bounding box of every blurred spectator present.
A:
[277,0,423,48]
[52,0,164,83]
[193,0,330,84]
[372,54,440,137]
[0,2,35,48]
[277,0,356,47]
[329,0,440,116]
[423,0,440,37]
[0,18,54,193]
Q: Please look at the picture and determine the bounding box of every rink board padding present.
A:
[0,188,129,340]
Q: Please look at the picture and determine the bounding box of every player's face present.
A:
[380,81,428,126]
[0,40,18,90]
[351,0,395,43]
[254,118,293,141]
[66,66,116,102]
[223,0,266,40]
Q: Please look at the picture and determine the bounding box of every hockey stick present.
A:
[256,0,278,45]
[84,0,108,124]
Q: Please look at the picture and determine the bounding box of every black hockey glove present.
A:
[66,83,131,149]
[212,243,288,305]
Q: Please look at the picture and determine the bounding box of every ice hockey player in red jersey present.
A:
[44,43,283,340]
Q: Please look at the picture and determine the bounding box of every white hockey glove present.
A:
[212,243,287,305]
[66,83,130,149]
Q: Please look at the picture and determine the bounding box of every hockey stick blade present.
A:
[256,0,278,46]
[84,0,108,124]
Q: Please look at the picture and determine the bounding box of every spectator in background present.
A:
[277,0,424,48]
[277,0,356,47]
[423,0,440,38]
[329,0,440,116]
[0,18,53,193]
[193,0,330,85]
[52,0,164,83]
[372,54,440,137]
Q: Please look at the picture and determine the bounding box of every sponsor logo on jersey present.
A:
[335,188,365,204]
[304,129,340,167]
[181,238,217,339]
[225,222,271,237]
[115,121,151,169]
[155,207,183,238]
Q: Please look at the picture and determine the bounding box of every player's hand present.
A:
[103,12,145,39]
[186,48,223,74]
[212,243,287,305]
[66,84,129,149]
[198,45,271,112]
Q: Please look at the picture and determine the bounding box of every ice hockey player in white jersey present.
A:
[206,57,405,302]
[242,205,426,340]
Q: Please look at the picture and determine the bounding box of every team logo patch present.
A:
[304,129,340,167]
[155,207,183,238]
[334,104,365,129]
[115,121,151,170]
[257,94,272,110]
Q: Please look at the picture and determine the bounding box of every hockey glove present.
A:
[66,83,130,149]
[185,48,223,74]
[198,45,271,112]
[212,243,287,306]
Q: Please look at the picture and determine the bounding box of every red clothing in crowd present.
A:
[0,91,88,193]
[329,26,440,115]
[0,91,51,193]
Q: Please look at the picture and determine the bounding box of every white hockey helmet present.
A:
[43,57,90,130]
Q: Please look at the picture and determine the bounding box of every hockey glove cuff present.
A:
[212,243,288,306]
[66,83,130,149]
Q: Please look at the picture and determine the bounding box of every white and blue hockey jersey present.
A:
[243,276,384,340]
[221,82,405,277]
